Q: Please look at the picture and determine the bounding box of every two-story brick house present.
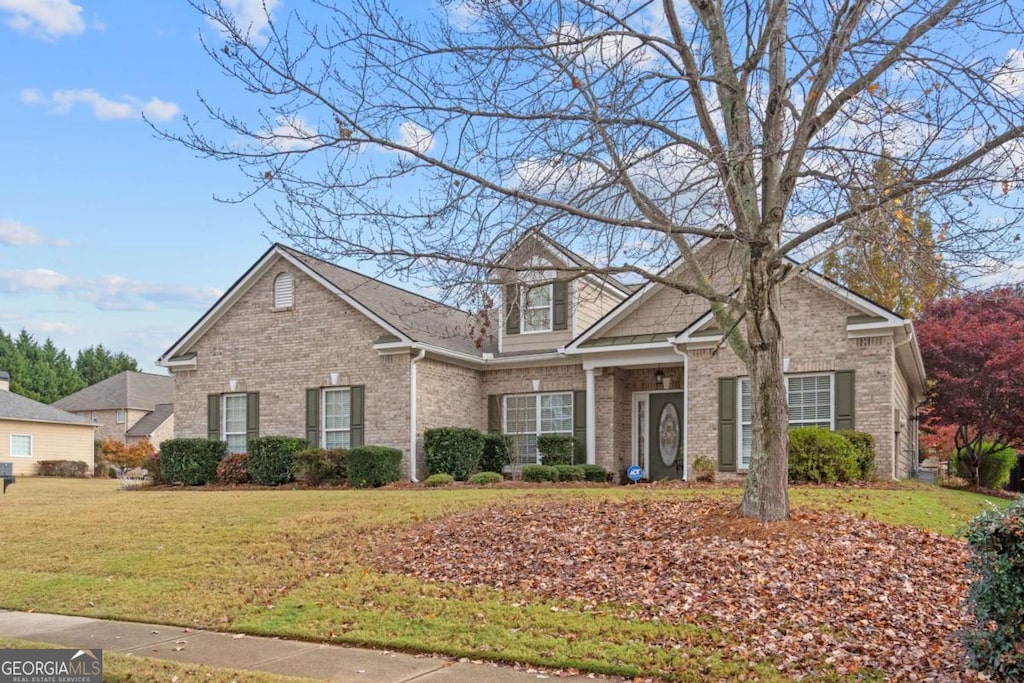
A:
[159,233,926,481]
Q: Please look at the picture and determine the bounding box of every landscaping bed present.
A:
[375,497,978,680]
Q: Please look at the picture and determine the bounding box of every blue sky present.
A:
[0,1,284,373]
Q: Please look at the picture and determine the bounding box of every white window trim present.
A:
[520,283,554,334]
[321,387,352,449]
[737,373,835,470]
[116,409,126,424]
[502,391,574,464]
[10,434,32,458]
[273,272,294,310]
[222,393,248,454]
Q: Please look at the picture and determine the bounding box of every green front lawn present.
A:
[0,478,1011,681]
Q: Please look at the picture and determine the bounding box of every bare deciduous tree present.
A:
[168,0,1024,521]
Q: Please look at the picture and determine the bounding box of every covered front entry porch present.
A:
[581,349,689,481]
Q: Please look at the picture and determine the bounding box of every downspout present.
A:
[671,344,689,480]
[409,347,427,483]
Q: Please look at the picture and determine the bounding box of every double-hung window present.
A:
[521,284,553,333]
[503,392,573,464]
[322,388,352,449]
[223,393,248,454]
[739,374,833,469]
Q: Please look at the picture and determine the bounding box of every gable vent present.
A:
[274,272,294,308]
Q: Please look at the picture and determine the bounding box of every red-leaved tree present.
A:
[917,290,1024,485]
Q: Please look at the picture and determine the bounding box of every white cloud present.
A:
[0,268,222,312]
[214,0,280,45]
[264,115,321,152]
[397,121,435,154]
[20,88,180,122]
[993,49,1024,97]
[0,0,85,39]
[32,320,78,334]
[0,219,69,247]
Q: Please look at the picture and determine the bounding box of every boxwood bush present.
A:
[159,438,226,486]
[836,430,876,480]
[522,464,559,482]
[962,494,1024,680]
[580,464,608,483]
[247,436,308,486]
[424,473,454,487]
[468,471,502,485]
[692,455,716,482]
[788,428,860,484]
[480,433,512,474]
[37,460,88,478]
[347,446,402,488]
[293,448,346,485]
[553,464,585,481]
[424,427,484,480]
[538,434,577,466]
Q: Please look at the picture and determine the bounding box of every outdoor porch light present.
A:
[654,368,665,388]
[228,379,238,392]
[531,378,541,392]
[330,372,340,385]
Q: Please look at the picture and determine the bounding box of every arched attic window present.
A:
[273,272,294,309]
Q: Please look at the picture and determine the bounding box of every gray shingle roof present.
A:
[53,371,173,412]
[0,390,92,425]
[283,246,497,356]
[126,402,173,437]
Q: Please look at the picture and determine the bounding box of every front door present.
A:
[648,392,685,480]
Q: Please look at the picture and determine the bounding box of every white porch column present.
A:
[585,368,597,465]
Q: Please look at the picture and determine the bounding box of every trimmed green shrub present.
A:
[788,428,860,484]
[424,427,484,480]
[347,446,402,488]
[147,452,162,484]
[538,435,577,465]
[522,464,559,482]
[692,455,716,482]
[553,464,585,481]
[468,471,502,485]
[216,452,250,485]
[424,473,455,487]
[837,430,876,479]
[247,436,308,486]
[37,460,88,478]
[480,433,512,474]
[961,494,1024,680]
[159,438,226,486]
[954,444,1017,489]
[580,464,608,483]
[293,448,346,485]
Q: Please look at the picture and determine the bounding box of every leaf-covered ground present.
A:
[375,498,978,680]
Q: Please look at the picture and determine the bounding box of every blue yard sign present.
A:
[626,465,643,483]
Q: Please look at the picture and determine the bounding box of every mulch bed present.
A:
[373,498,981,680]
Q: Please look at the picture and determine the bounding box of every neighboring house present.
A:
[0,371,96,476]
[159,234,926,482]
[53,371,174,448]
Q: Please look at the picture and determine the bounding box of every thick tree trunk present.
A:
[740,255,790,522]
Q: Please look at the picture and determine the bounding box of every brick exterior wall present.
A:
[172,255,412,470]
[126,415,175,450]
[414,358,484,478]
[76,408,149,444]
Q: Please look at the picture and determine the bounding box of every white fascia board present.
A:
[671,310,717,344]
[564,277,664,351]
[158,356,198,370]
[373,340,570,369]
[797,267,906,323]
[581,347,688,370]
[563,340,673,355]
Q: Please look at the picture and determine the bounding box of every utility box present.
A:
[0,462,14,494]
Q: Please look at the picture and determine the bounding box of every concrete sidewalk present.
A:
[0,610,611,682]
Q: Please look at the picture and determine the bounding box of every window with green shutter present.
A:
[307,385,365,448]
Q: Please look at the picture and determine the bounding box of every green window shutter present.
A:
[552,281,568,331]
[718,378,737,472]
[350,385,365,447]
[834,371,856,430]
[573,389,586,464]
[246,392,260,442]
[487,395,502,433]
[505,284,520,335]
[207,394,220,441]
[305,388,320,447]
